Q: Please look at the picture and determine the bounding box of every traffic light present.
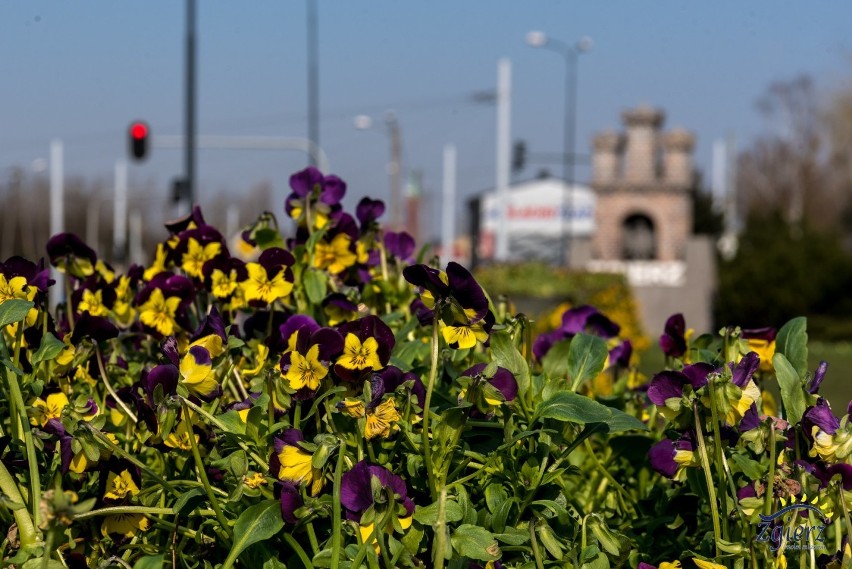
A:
[128,121,149,161]
[511,139,527,174]
[171,177,190,203]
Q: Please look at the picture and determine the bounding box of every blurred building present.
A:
[469,175,595,266]
[468,104,716,335]
[586,105,715,334]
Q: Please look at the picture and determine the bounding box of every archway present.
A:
[622,213,656,260]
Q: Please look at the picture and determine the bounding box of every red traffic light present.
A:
[128,121,149,160]
[130,122,148,140]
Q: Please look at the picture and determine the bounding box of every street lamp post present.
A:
[526,31,592,267]
[354,112,403,230]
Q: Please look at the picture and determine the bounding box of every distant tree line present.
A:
[714,74,852,340]
[0,171,276,267]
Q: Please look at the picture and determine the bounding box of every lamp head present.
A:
[525,30,547,47]
[353,115,373,130]
[577,36,593,52]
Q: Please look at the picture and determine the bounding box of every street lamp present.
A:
[353,111,403,229]
[526,31,592,267]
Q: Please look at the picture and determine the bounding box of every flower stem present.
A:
[180,400,232,540]
[706,376,730,540]
[693,402,722,558]
[764,421,777,517]
[85,423,180,497]
[838,484,852,548]
[422,316,441,501]
[283,533,314,569]
[0,455,38,548]
[330,441,345,569]
[432,486,448,569]
[6,323,42,533]
[182,398,269,471]
[73,506,175,520]
[94,344,138,424]
[529,517,546,569]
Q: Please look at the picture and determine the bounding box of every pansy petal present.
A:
[279,482,303,524]
[732,351,760,387]
[647,371,687,406]
[682,362,714,390]
[808,360,828,394]
[648,439,678,478]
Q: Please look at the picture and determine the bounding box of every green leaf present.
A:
[22,560,64,569]
[601,408,649,433]
[588,517,621,556]
[774,353,807,426]
[485,484,509,515]
[0,357,24,376]
[567,333,608,391]
[303,269,328,305]
[541,339,571,379]
[31,332,66,364]
[450,524,501,562]
[0,299,34,328]
[729,453,765,480]
[775,317,808,378]
[536,520,564,559]
[132,555,165,569]
[253,227,285,249]
[490,331,531,399]
[493,527,529,545]
[215,410,248,435]
[173,488,206,517]
[412,499,463,525]
[534,391,612,424]
[221,500,285,569]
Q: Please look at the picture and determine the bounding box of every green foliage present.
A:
[716,210,852,339]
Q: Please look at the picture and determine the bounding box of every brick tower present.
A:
[591,105,694,262]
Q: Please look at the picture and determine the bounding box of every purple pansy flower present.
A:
[659,313,687,358]
[808,361,829,395]
[648,432,696,479]
[647,363,715,406]
[340,461,414,522]
[355,197,386,230]
[46,233,98,279]
[278,482,303,524]
[532,305,620,361]
[460,363,518,412]
[384,231,415,261]
[376,366,426,409]
[802,398,841,439]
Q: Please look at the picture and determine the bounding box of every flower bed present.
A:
[0,167,850,568]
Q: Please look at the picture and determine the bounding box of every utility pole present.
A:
[113,161,128,264]
[494,58,512,261]
[306,0,320,165]
[49,139,64,313]
[185,0,197,211]
[386,111,403,229]
[442,144,457,264]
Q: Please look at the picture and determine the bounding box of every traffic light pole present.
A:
[185,0,196,211]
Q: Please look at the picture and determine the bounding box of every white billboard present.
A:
[478,178,596,262]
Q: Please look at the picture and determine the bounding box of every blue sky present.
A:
[2,2,852,239]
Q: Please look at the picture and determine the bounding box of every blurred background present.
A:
[2,2,852,402]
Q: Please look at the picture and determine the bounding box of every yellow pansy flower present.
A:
[337,333,382,371]
[313,233,357,274]
[285,345,328,391]
[181,238,221,278]
[139,288,181,336]
[242,263,293,304]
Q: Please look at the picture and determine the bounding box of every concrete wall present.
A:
[632,236,716,337]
